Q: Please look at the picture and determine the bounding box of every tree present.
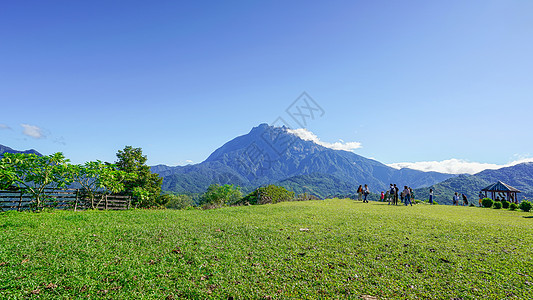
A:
[115,146,163,207]
[0,153,71,209]
[70,161,132,209]
[200,184,242,208]
[239,185,294,205]
[163,193,194,209]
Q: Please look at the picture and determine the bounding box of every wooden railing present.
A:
[0,187,131,211]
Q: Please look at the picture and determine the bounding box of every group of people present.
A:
[452,192,469,206]
[355,185,483,207]
[381,184,415,206]
[356,184,370,203]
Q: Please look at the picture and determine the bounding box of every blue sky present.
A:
[1,1,532,173]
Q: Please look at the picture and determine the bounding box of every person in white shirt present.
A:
[363,184,370,203]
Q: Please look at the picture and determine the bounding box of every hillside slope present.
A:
[156,124,456,195]
[0,144,42,156]
[414,162,533,205]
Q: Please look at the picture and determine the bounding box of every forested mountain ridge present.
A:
[414,162,533,205]
[155,124,456,195]
[0,144,42,156]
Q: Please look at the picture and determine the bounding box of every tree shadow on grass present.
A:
[522,216,533,219]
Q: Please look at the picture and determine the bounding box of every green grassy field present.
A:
[1,199,532,299]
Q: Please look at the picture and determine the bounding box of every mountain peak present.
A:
[0,144,43,156]
[158,124,456,194]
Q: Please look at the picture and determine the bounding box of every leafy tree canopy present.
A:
[200,184,242,208]
[0,152,71,208]
[115,146,163,207]
[239,184,295,205]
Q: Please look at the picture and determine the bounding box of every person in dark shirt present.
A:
[462,194,468,206]
[394,184,399,205]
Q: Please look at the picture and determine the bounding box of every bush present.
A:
[469,203,475,207]
[501,201,510,209]
[509,203,518,211]
[493,202,502,209]
[295,193,320,201]
[482,198,494,208]
[519,201,532,212]
[238,185,295,205]
[164,194,194,209]
[200,184,242,208]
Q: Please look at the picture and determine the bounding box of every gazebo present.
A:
[481,181,521,204]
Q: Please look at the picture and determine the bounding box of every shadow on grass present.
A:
[522,216,533,219]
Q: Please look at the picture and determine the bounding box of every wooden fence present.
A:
[0,188,131,211]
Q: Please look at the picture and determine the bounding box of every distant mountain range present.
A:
[4,127,531,205]
[153,124,456,196]
[0,144,42,156]
[414,163,533,205]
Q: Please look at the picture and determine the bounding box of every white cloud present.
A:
[286,128,362,152]
[185,160,194,164]
[21,124,45,139]
[388,158,533,175]
[0,124,11,130]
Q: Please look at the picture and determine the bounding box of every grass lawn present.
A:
[1,199,532,299]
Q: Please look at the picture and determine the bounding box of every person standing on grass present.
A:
[403,186,412,206]
[389,184,395,205]
[380,191,385,202]
[363,184,370,203]
[357,185,363,201]
[429,189,434,205]
[453,192,459,206]
[478,191,484,207]
[394,183,400,205]
[409,187,414,204]
[462,194,468,206]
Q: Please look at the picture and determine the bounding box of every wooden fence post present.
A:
[127,196,131,210]
[74,189,78,212]
[105,195,108,210]
[18,190,23,212]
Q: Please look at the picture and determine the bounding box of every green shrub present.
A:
[238,185,295,205]
[295,193,320,201]
[509,203,518,211]
[482,198,494,208]
[200,184,242,208]
[493,201,502,209]
[164,194,194,209]
[501,201,510,209]
[519,201,532,212]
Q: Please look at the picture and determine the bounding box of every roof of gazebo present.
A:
[481,181,521,193]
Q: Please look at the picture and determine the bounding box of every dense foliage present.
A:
[200,184,242,208]
[501,200,510,209]
[70,161,131,209]
[1,147,164,210]
[162,193,194,209]
[238,184,295,205]
[482,198,494,208]
[493,201,502,209]
[115,146,163,207]
[0,153,72,208]
[519,200,532,212]
[295,192,320,201]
